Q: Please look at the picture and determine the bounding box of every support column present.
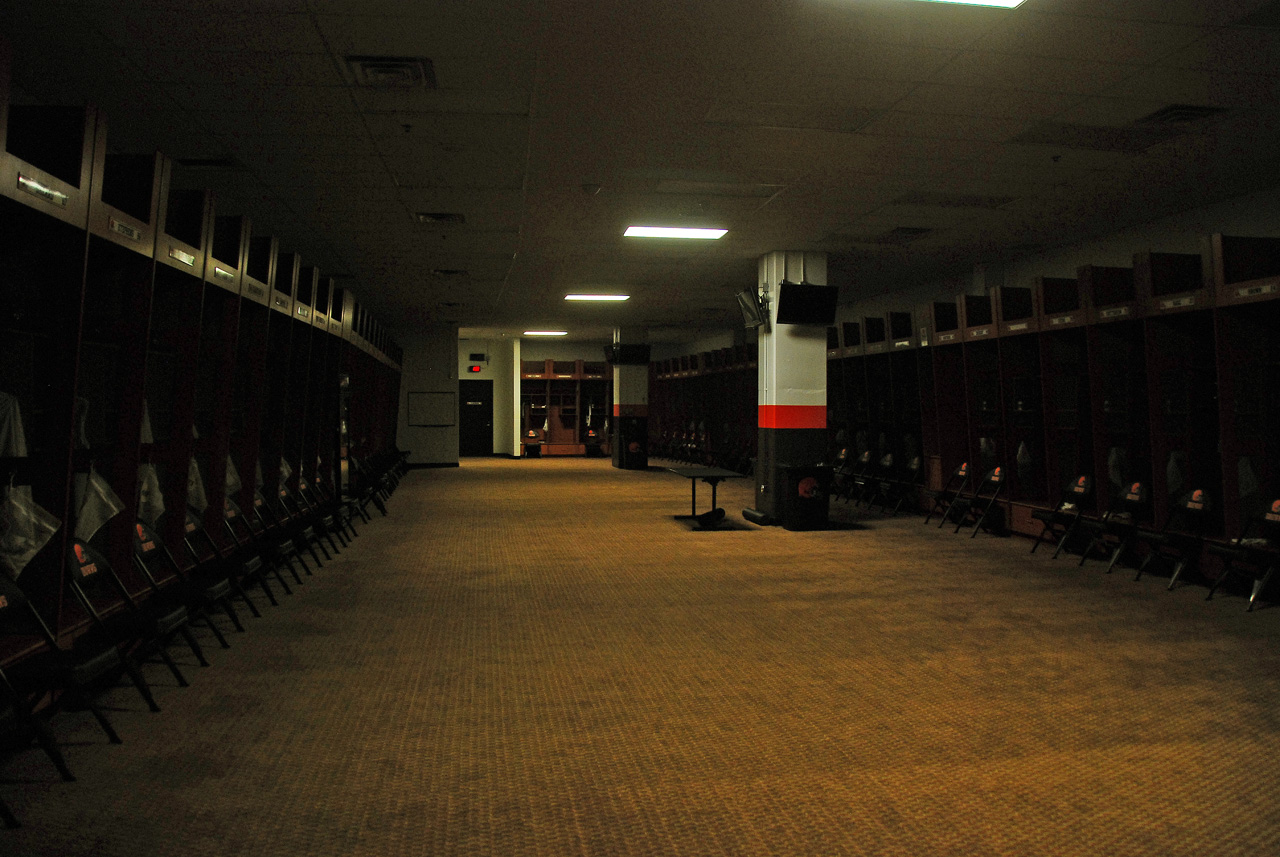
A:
[610,328,649,470]
[751,251,831,523]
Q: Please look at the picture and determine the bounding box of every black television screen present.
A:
[736,288,766,329]
[604,344,651,365]
[775,283,838,326]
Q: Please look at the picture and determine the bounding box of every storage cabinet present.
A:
[520,360,613,455]
[0,73,401,654]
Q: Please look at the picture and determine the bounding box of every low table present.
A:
[665,466,747,527]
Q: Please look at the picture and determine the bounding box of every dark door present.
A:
[459,379,494,456]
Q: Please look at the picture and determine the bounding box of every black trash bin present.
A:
[779,464,832,531]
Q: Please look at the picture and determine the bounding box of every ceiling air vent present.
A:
[176,157,243,170]
[895,192,1016,210]
[1012,122,1181,153]
[880,227,932,244]
[346,56,437,89]
[416,212,465,224]
[1136,104,1229,125]
[1231,1,1280,27]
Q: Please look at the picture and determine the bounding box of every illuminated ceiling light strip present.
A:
[523,330,569,336]
[624,226,727,239]
[564,294,630,301]
[906,0,1025,7]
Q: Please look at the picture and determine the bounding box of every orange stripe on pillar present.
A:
[613,404,649,418]
[758,405,826,430]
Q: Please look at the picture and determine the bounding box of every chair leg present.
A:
[1051,521,1078,559]
[1104,540,1128,574]
[78,692,122,744]
[29,716,76,781]
[259,576,280,607]
[155,645,189,688]
[121,655,161,712]
[180,626,210,667]
[226,588,254,624]
[1248,567,1274,612]
[1030,528,1048,554]
[1167,558,1189,590]
[205,614,231,649]
[1134,552,1156,582]
[271,563,295,594]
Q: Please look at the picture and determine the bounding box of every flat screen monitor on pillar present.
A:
[736,288,768,330]
[775,283,838,326]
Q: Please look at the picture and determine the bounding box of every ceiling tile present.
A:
[128,51,345,88]
[860,112,1033,144]
[1103,65,1280,109]
[930,51,1141,96]
[166,84,357,114]
[968,11,1205,66]
[891,84,1085,120]
[94,12,328,54]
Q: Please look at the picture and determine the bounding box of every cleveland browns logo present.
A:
[798,477,820,499]
[992,467,1002,480]
[1077,476,1087,486]
[0,595,9,609]
[1267,499,1280,522]
[1187,489,1205,510]
[74,543,98,577]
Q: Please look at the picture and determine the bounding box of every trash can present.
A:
[523,442,542,458]
[778,464,831,531]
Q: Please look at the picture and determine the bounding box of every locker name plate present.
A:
[109,217,142,242]
[1237,284,1276,298]
[1159,296,1195,309]
[17,174,68,207]
[168,246,196,267]
[1099,307,1129,319]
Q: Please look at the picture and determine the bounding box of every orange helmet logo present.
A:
[798,477,819,499]
[1077,476,1087,486]
[74,544,87,564]
[1130,482,1141,494]
[136,524,145,538]
[0,595,7,609]
[1272,500,1280,514]
[1192,489,1204,502]
[993,467,1002,478]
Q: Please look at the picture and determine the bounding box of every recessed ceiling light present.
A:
[624,226,727,239]
[565,294,630,301]
[907,0,1025,7]
[523,330,568,336]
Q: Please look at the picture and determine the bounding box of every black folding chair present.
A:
[1,666,76,782]
[852,453,893,508]
[924,462,971,526]
[133,520,237,648]
[67,539,198,694]
[0,575,124,744]
[185,509,268,616]
[875,456,923,516]
[946,466,1006,538]
[1132,489,1214,590]
[1205,499,1280,611]
[1077,482,1150,573]
[834,450,872,504]
[1030,475,1094,557]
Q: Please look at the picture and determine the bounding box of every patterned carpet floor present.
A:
[3,457,1279,856]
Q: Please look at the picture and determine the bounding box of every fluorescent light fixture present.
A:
[908,0,1025,7]
[624,226,727,239]
[523,330,568,336]
[564,294,630,301]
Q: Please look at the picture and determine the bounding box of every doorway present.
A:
[459,379,494,456]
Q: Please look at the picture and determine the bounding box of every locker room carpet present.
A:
[3,457,1280,857]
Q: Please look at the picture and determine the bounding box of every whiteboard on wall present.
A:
[407,391,456,427]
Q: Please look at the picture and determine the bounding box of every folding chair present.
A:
[875,456,923,516]
[1132,489,1214,590]
[833,450,871,504]
[1030,475,1094,557]
[67,539,198,694]
[185,509,267,616]
[0,575,124,744]
[1206,499,1280,611]
[1076,482,1150,573]
[133,520,237,648]
[924,462,970,526]
[852,453,893,508]
[1,666,76,782]
[946,466,1006,537]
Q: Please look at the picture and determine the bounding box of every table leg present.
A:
[690,480,698,516]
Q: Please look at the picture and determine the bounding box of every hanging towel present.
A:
[73,465,125,542]
[0,478,60,581]
[226,454,242,496]
[0,392,28,457]
[140,399,154,444]
[188,458,208,513]
[137,463,166,525]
